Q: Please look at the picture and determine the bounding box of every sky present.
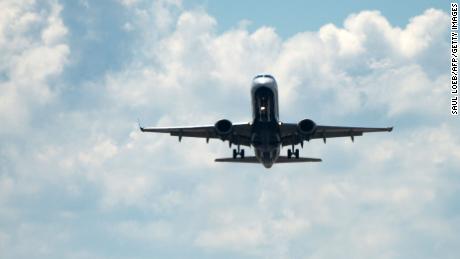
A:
[0,0,458,258]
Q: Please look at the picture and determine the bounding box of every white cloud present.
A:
[115,220,174,241]
[41,4,67,45]
[195,225,266,252]
[78,138,119,166]
[0,2,458,259]
[118,0,139,7]
[106,8,449,121]
[0,0,69,134]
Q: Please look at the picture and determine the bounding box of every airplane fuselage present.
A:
[250,75,281,168]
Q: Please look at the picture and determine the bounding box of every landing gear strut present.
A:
[287,146,299,159]
[233,145,245,159]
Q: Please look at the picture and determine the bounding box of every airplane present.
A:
[140,74,393,168]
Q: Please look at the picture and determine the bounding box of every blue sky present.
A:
[188,0,448,37]
[0,0,458,258]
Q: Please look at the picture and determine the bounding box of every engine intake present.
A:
[298,119,316,135]
[214,119,233,136]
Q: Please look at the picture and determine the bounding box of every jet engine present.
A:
[214,119,233,136]
[298,119,316,135]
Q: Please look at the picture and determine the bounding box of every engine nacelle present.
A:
[214,119,233,136]
[298,119,316,135]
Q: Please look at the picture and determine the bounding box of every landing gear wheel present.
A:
[233,148,245,159]
[287,149,292,159]
[295,149,299,159]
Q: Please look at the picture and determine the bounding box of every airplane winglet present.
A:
[388,127,393,132]
[138,119,145,132]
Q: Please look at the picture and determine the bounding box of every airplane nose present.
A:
[252,78,275,90]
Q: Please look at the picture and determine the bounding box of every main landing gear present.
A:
[233,145,245,159]
[287,146,299,159]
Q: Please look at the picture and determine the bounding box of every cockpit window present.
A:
[254,74,274,79]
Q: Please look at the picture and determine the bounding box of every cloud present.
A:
[105,8,448,122]
[0,2,458,259]
[0,0,69,134]
[112,219,176,252]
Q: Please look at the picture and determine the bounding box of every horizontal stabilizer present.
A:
[215,156,259,163]
[214,156,322,163]
[276,156,322,163]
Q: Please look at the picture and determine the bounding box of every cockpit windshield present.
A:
[254,74,274,80]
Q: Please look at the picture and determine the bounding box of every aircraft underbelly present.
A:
[252,124,281,168]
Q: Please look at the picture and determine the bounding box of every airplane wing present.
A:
[140,122,253,146]
[215,156,322,163]
[280,123,393,146]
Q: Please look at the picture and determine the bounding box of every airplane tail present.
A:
[215,156,322,163]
